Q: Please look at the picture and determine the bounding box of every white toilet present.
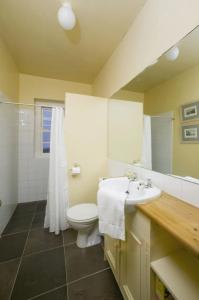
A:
[67,203,101,248]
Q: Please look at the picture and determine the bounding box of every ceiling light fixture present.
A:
[165,46,180,61]
[57,2,76,30]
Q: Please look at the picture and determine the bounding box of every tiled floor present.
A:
[0,201,123,300]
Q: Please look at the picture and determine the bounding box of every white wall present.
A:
[18,107,49,203]
[0,94,18,234]
[108,159,199,208]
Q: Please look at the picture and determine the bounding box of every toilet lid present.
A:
[67,203,98,222]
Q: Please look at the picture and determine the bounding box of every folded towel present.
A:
[97,186,127,240]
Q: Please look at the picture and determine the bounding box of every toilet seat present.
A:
[67,203,98,223]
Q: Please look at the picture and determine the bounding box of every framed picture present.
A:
[181,124,199,143]
[181,100,199,122]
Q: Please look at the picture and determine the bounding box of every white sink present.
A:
[99,177,161,212]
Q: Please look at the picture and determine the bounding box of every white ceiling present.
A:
[0,0,147,83]
[125,26,199,92]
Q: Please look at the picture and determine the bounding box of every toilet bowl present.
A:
[67,203,101,248]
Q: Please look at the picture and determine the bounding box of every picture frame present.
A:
[181,100,199,122]
[181,124,199,143]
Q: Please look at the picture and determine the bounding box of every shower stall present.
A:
[0,95,50,234]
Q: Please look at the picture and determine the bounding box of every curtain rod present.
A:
[0,101,64,108]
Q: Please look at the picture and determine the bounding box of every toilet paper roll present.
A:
[71,166,81,175]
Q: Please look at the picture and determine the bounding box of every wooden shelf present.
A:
[137,193,199,256]
[151,250,199,300]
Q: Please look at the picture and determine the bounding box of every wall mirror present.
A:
[109,26,199,184]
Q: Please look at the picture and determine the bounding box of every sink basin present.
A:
[99,177,161,212]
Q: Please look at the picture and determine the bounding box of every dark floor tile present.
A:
[31,286,67,300]
[63,229,77,245]
[31,212,45,229]
[3,214,33,235]
[24,228,63,255]
[13,202,37,217]
[65,244,108,282]
[11,247,66,300]
[0,232,27,263]
[0,259,20,300]
[36,201,47,213]
[68,269,123,300]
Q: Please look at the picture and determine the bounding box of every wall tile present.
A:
[18,108,49,203]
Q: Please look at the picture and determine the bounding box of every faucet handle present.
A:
[124,171,137,181]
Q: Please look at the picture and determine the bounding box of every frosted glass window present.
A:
[35,100,64,157]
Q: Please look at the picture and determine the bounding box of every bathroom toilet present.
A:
[67,203,101,248]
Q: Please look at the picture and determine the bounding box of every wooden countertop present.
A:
[137,193,199,257]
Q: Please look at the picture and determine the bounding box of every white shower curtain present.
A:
[44,107,69,234]
[141,115,152,170]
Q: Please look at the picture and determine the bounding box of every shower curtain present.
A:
[141,115,152,170]
[44,107,69,234]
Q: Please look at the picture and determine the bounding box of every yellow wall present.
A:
[65,93,108,206]
[0,36,19,100]
[112,89,144,102]
[108,99,143,164]
[19,74,92,104]
[93,0,199,98]
[144,63,199,178]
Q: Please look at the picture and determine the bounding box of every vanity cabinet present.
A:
[104,235,120,282]
[105,194,199,300]
[104,210,151,300]
[120,230,142,300]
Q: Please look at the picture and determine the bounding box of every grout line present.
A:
[62,230,69,300]
[0,239,76,265]
[0,257,21,266]
[67,266,111,286]
[23,245,63,258]
[27,283,67,300]
[9,209,36,300]
[64,241,76,247]
[1,229,29,238]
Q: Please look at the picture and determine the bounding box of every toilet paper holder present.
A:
[70,163,81,176]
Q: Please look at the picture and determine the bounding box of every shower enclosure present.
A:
[0,95,49,234]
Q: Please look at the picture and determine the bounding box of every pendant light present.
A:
[57,2,76,30]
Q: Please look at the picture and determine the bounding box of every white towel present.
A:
[97,187,127,240]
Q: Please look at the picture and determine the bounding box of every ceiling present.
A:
[0,0,147,84]
[125,26,199,92]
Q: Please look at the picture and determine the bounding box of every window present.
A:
[35,100,64,157]
[42,107,52,153]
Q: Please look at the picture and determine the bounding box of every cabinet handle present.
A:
[130,231,142,246]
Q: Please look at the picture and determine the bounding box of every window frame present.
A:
[34,99,64,158]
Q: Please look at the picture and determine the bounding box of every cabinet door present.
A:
[120,230,142,300]
[104,235,120,281]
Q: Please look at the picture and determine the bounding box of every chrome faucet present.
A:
[145,178,152,188]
